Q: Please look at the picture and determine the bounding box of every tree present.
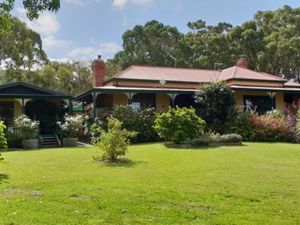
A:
[194,81,235,133]
[104,60,122,80]
[111,6,300,82]
[0,0,60,33]
[154,107,206,144]
[0,16,47,70]
[113,20,183,68]
[94,118,136,162]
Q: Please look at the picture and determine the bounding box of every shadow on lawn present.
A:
[164,142,247,150]
[96,158,146,168]
[0,173,9,184]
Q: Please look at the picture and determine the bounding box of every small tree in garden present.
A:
[58,114,85,137]
[0,121,7,160]
[154,107,205,144]
[94,118,136,162]
[15,115,39,139]
[195,81,235,133]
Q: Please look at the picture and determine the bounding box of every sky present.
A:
[13,0,300,62]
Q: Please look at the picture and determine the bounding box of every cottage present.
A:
[75,56,300,118]
[0,82,72,134]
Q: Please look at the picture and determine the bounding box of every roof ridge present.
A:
[232,66,238,78]
[130,64,215,72]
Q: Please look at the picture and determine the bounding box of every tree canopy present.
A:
[112,5,300,81]
[0,0,60,33]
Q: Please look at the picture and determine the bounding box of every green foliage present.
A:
[15,115,39,139]
[111,6,300,82]
[113,20,182,68]
[58,114,85,138]
[0,0,60,33]
[0,16,47,71]
[190,136,210,147]
[209,133,243,144]
[227,107,256,141]
[265,109,284,119]
[90,118,107,144]
[195,81,235,133]
[113,105,158,143]
[0,121,7,159]
[94,118,136,162]
[295,110,300,140]
[154,107,205,144]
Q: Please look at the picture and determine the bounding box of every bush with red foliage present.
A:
[249,114,292,142]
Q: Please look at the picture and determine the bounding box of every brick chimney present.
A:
[236,57,249,68]
[92,55,105,87]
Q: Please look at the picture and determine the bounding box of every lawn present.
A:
[0,143,300,225]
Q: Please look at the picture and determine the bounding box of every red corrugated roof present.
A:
[112,65,288,83]
[113,65,220,83]
[218,66,287,82]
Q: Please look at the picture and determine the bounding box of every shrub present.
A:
[294,110,300,142]
[227,107,255,141]
[90,118,107,144]
[219,134,242,143]
[15,115,39,139]
[113,105,158,143]
[209,133,242,144]
[190,136,210,147]
[58,114,85,138]
[195,81,235,133]
[0,121,7,150]
[265,109,283,119]
[249,114,290,141]
[0,121,7,160]
[93,118,136,162]
[154,107,206,144]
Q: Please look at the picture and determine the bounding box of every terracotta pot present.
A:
[63,137,78,147]
[22,139,39,149]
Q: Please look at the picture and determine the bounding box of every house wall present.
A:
[156,94,171,112]
[0,99,22,127]
[113,93,128,106]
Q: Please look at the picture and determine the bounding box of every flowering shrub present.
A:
[15,115,39,139]
[249,114,291,141]
[58,114,85,138]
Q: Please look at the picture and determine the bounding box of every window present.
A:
[244,95,273,114]
[132,94,156,109]
[0,102,14,126]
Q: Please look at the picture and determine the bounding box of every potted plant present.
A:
[15,115,39,149]
[58,114,84,147]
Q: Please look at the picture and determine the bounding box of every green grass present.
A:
[0,143,300,225]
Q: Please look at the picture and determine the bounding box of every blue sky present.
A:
[14,0,300,62]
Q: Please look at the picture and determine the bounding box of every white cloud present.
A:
[43,35,72,49]
[16,8,60,36]
[67,42,122,60]
[113,0,153,9]
[64,0,85,6]
[15,7,72,52]
[64,0,103,6]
